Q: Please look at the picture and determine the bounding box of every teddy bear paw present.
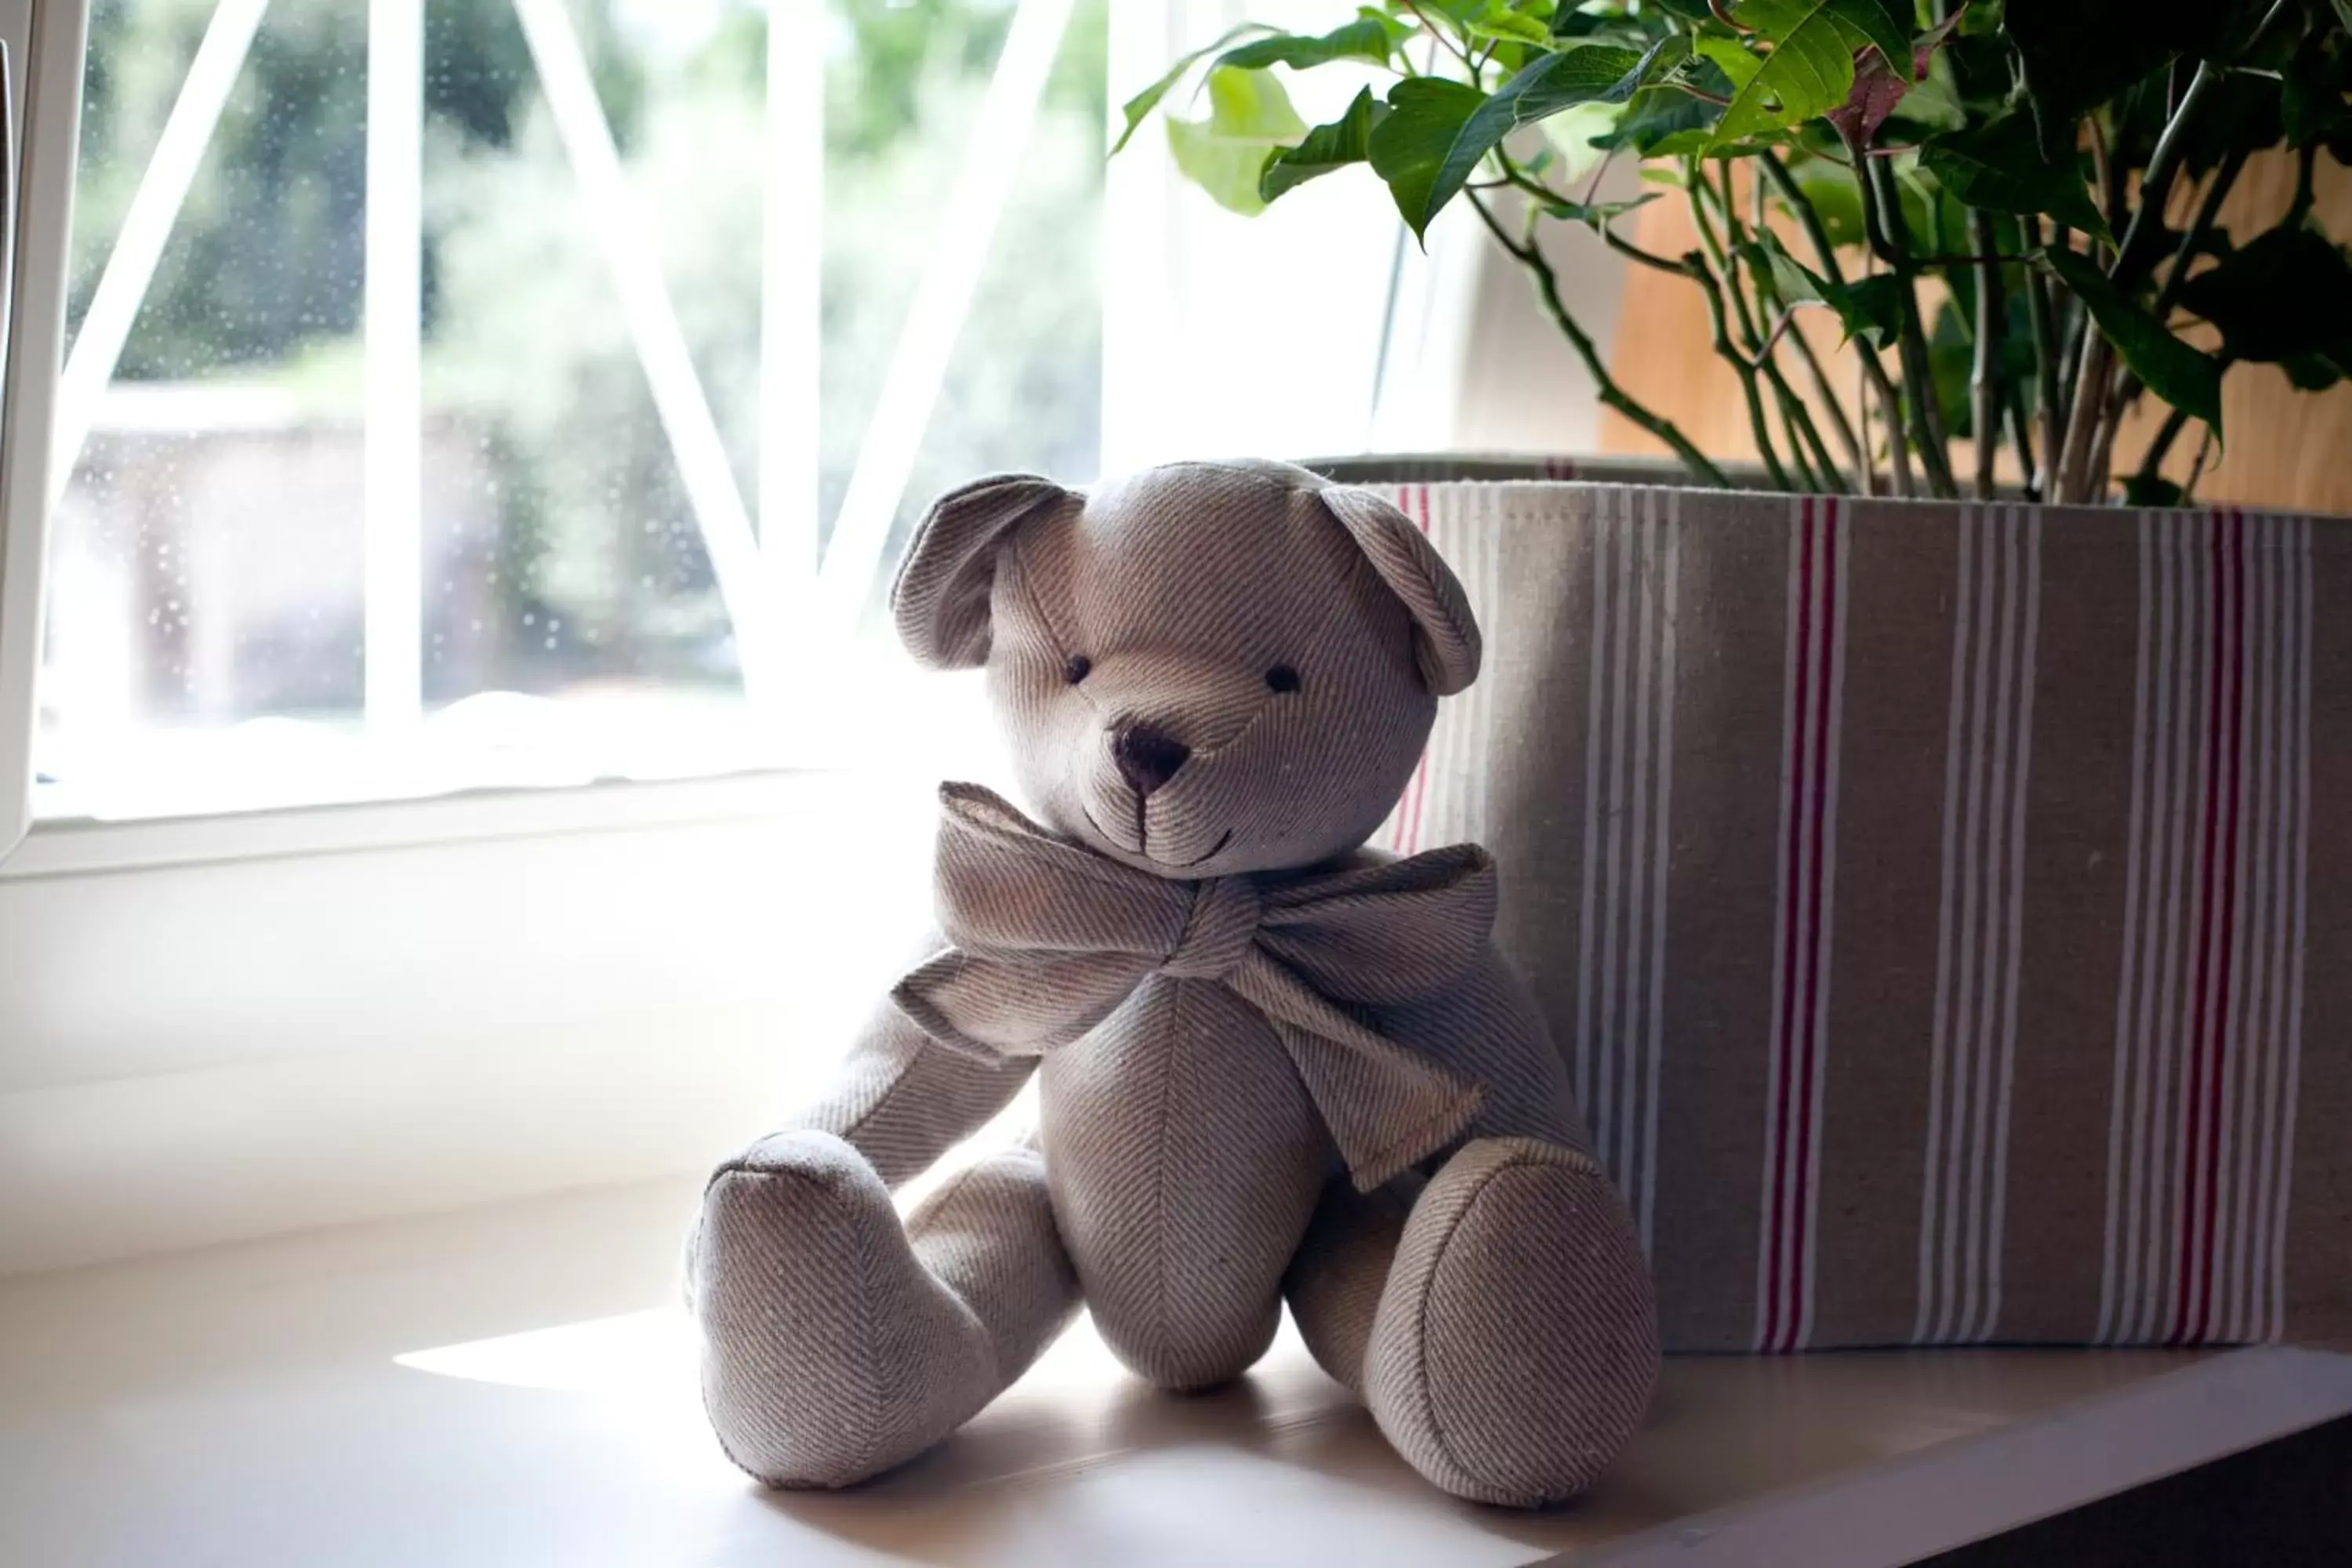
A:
[690,1129,1000,1488]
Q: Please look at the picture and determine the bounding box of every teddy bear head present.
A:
[891,458,1480,879]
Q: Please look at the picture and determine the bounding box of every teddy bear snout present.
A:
[1110,720,1191,798]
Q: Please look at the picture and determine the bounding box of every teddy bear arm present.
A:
[789,997,1037,1190]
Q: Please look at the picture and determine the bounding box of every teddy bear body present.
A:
[690,460,1660,1506]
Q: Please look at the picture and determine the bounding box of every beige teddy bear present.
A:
[689,459,1659,1507]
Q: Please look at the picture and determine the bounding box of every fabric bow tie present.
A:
[891,783,1497,1189]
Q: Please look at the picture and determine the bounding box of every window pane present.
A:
[36,0,1104,819]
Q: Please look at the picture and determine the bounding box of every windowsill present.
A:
[3,1176,2347,1568]
[0,758,978,1272]
[3,765,859,880]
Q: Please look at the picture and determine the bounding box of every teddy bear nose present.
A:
[1111,720,1191,798]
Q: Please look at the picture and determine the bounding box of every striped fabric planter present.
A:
[1351,469,2344,1353]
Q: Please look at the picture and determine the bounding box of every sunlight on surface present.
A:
[396,1306,697,1394]
[394,1287,1163,1403]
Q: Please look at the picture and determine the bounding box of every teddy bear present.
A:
[688,458,1659,1507]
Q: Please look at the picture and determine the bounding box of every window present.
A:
[0,0,1494,1269]
[31,0,1106,821]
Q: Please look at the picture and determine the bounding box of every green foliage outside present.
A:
[65,0,1106,701]
[1128,1,2352,505]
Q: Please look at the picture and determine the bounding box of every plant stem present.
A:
[2022,217,2063,495]
[2054,326,2112,503]
[1599,223,1690,275]
[2183,422,2217,503]
[2131,352,2234,492]
[2283,140,2320,230]
[1786,321,1865,485]
[2152,149,2246,319]
[1690,247,1793,489]
[1465,191,1731,488]
[1396,0,1477,74]
[1969,212,2002,499]
[1761,149,1909,495]
[1745,163,1846,492]
[1688,169,1793,490]
[2110,59,2223,289]
[1863,154,1957,497]
[2005,379,2038,499]
[2135,405,2195,491]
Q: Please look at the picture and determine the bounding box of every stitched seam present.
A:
[1150,978,1185,1369]
[1189,559,1362,765]
[840,1171,892,1482]
[1005,539,1109,722]
[1407,1152,1526,1497]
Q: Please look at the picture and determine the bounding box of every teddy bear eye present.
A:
[1265,664,1301,695]
[1064,655,1092,685]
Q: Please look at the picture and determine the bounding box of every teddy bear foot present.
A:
[687,1133,1077,1495]
[690,1128,1078,1489]
[1362,1137,1660,1508]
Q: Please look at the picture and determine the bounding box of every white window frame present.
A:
[0,0,1572,1274]
[0,0,75,862]
[0,0,1098,1274]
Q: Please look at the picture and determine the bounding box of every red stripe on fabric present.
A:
[1786,495,1840,1351]
[2187,510,2249,1342]
[1765,497,1817,1352]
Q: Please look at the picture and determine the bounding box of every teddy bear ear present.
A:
[1316,486,1482,696]
[891,473,1076,669]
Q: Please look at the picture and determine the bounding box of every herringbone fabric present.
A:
[896,782,1568,1189]
[693,459,1660,1506]
[1348,470,2348,1354]
[1364,1138,1661,1507]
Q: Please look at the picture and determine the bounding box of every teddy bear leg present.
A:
[1281,1173,1421,1393]
[1359,1137,1659,1508]
[691,1128,1079,1489]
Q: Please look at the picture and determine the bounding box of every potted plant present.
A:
[1119,0,2352,505]
[1106,2,2352,1360]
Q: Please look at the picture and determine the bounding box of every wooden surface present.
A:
[1599,151,2352,514]
[0,1174,2227,1568]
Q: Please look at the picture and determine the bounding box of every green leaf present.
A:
[1218,17,1402,73]
[1166,67,1309,216]
[1887,62,1965,133]
[1919,114,2109,239]
[2283,33,2352,151]
[2176,227,2352,365]
[2332,0,2352,34]
[2281,351,2347,392]
[1711,2,1872,150]
[1693,35,1763,94]
[1113,23,1273,155]
[1377,43,1657,239]
[1593,64,1722,155]
[1782,154,1867,245]
[1368,77,1488,241]
[1461,5,1553,46]
[2005,2,2186,156]
[1260,87,1388,202]
[2122,475,2187,507]
[1744,0,1911,74]
[2039,244,2225,438]
[1747,230,1901,346]
[1929,300,1974,438]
